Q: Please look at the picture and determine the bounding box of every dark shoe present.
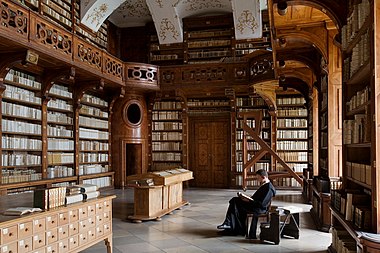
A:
[217,224,231,230]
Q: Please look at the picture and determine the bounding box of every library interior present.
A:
[0,0,379,252]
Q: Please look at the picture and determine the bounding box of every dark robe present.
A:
[222,182,276,237]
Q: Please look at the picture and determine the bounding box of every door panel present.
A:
[190,117,230,188]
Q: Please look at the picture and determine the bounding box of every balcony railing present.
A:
[0,0,159,90]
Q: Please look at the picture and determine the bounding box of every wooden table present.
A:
[127,169,193,222]
[0,195,115,253]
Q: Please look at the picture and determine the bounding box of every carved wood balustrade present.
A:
[159,57,274,89]
[0,0,158,91]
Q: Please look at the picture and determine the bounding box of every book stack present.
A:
[33,186,66,210]
[76,184,100,200]
[65,186,84,205]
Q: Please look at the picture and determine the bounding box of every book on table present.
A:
[3,207,42,216]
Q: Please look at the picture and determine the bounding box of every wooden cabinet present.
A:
[0,195,115,253]
[328,0,380,252]
[127,169,192,222]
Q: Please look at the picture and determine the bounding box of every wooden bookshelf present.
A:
[150,100,184,171]
[234,96,271,188]
[0,68,115,195]
[78,93,113,188]
[1,68,43,187]
[329,0,380,252]
[47,83,75,180]
[275,92,308,188]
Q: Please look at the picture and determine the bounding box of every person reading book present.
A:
[217,169,276,238]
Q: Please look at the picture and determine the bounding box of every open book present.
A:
[3,207,42,216]
[237,192,253,201]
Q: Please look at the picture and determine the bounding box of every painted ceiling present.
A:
[81,0,267,44]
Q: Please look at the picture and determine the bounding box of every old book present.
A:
[65,194,83,205]
[33,188,49,210]
[75,184,98,193]
[237,192,253,201]
[83,191,100,200]
[3,207,42,216]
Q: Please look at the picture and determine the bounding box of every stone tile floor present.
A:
[81,188,331,253]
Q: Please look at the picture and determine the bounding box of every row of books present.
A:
[236,119,270,128]
[80,140,109,151]
[79,153,108,163]
[79,105,109,118]
[277,130,308,139]
[152,132,182,141]
[82,94,108,107]
[277,118,308,128]
[2,119,42,134]
[79,127,109,140]
[331,227,357,253]
[48,111,73,124]
[331,189,371,230]
[343,115,371,144]
[4,84,41,104]
[152,121,182,131]
[153,101,182,110]
[49,83,72,98]
[79,116,109,129]
[277,108,308,117]
[2,153,41,166]
[48,125,73,137]
[2,136,42,149]
[33,184,100,210]
[276,97,306,105]
[346,161,371,186]
[2,101,42,119]
[152,111,181,120]
[48,98,73,111]
[152,142,181,151]
[236,130,269,139]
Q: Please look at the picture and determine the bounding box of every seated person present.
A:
[217,169,276,238]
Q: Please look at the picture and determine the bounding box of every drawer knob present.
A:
[9,232,13,236]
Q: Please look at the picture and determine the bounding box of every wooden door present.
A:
[190,117,230,188]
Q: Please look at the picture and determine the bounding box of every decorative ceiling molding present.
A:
[108,0,151,27]
[81,0,127,31]
[146,0,183,44]
[231,0,262,40]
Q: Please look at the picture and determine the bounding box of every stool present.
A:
[260,212,280,244]
[246,211,270,239]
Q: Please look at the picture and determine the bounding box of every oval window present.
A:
[126,103,142,125]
